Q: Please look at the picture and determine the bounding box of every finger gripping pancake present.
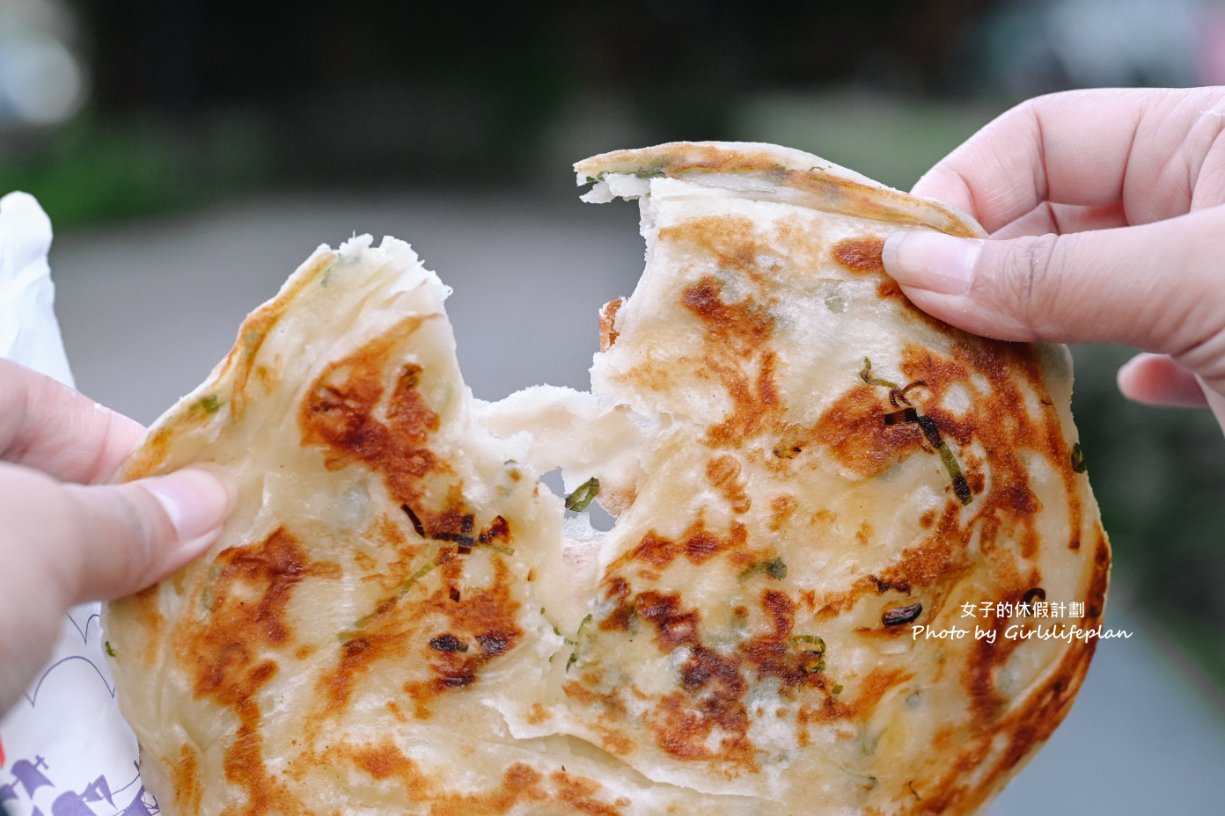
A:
[104,142,1109,815]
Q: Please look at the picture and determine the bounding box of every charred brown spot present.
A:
[599,577,636,633]
[352,740,417,781]
[174,527,338,814]
[662,215,777,286]
[738,590,841,698]
[621,519,747,574]
[347,746,610,816]
[646,692,750,764]
[342,740,438,806]
[438,667,476,688]
[321,546,523,723]
[870,574,909,594]
[128,586,165,669]
[478,515,511,544]
[832,235,885,273]
[550,770,625,816]
[876,505,967,593]
[171,743,203,816]
[403,560,523,707]
[184,527,334,701]
[476,631,513,656]
[679,646,740,691]
[772,442,803,459]
[321,635,391,712]
[768,494,798,531]
[815,383,925,477]
[674,274,784,446]
[299,316,442,506]
[635,591,701,652]
[594,584,819,770]
[429,634,469,653]
[626,532,677,569]
[706,454,751,513]
[685,530,724,562]
[680,277,773,354]
[387,363,436,444]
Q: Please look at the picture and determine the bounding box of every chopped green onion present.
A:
[104,641,117,658]
[401,504,427,538]
[738,557,788,582]
[914,414,943,449]
[882,602,923,627]
[799,652,826,673]
[936,444,972,504]
[859,357,899,389]
[791,634,826,654]
[567,614,593,671]
[883,407,919,426]
[907,414,973,506]
[895,380,928,405]
[196,394,223,414]
[564,477,600,512]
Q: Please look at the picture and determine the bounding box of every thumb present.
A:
[881,207,1225,395]
[2,465,231,604]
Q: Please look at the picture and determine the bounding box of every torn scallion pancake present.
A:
[104,142,1109,816]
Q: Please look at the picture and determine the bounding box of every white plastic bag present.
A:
[0,192,153,815]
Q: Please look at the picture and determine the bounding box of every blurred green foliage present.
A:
[0,116,193,229]
[0,110,278,230]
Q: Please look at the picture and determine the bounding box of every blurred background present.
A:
[2,0,1224,812]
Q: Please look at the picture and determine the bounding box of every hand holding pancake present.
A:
[0,358,230,714]
[882,87,1225,430]
[102,145,1107,815]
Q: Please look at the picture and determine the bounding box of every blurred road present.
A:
[49,194,1225,814]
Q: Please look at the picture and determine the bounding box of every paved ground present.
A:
[47,194,1225,814]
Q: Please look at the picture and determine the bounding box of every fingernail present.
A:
[882,231,982,295]
[144,467,232,543]
[1116,353,1145,381]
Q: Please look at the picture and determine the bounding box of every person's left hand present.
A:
[0,359,230,713]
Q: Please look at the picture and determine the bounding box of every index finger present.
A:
[912,87,1225,233]
[0,358,144,484]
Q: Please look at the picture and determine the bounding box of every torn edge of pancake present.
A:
[574,140,985,238]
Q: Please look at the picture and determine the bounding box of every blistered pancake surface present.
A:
[105,142,1109,815]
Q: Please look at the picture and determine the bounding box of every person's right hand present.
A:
[881,87,1225,433]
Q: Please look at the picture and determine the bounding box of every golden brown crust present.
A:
[105,143,1107,815]
[576,141,985,238]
